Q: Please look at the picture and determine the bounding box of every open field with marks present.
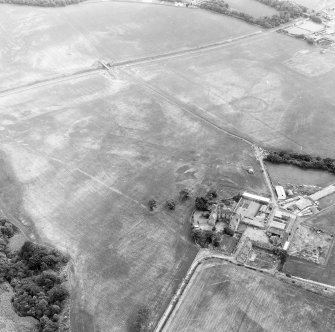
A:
[0,67,267,332]
[284,207,335,286]
[2,1,335,331]
[162,259,335,332]
[128,32,335,157]
[0,2,259,91]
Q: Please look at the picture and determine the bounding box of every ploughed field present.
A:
[163,259,335,332]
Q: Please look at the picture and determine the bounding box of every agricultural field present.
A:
[225,0,278,17]
[0,67,267,331]
[284,207,335,285]
[0,2,259,91]
[2,0,335,331]
[130,31,335,158]
[163,259,335,332]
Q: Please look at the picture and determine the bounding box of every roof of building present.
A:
[242,192,270,204]
[309,185,335,201]
[283,241,290,250]
[295,197,313,210]
[269,220,286,230]
[275,186,287,200]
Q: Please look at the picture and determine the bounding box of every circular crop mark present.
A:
[231,96,268,113]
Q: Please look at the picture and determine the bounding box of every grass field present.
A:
[225,0,278,17]
[266,163,335,187]
[284,207,335,286]
[129,32,335,157]
[163,259,335,332]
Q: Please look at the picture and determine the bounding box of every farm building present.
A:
[275,186,286,200]
[309,184,335,201]
[242,192,270,204]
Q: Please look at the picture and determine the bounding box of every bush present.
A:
[310,15,322,23]
[224,226,234,236]
[206,189,217,200]
[148,199,157,211]
[166,199,176,210]
[179,189,191,201]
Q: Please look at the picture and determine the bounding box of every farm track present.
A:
[0,67,102,98]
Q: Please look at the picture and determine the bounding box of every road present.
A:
[254,146,277,204]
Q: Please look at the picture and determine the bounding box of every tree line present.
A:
[265,150,335,174]
[0,219,69,332]
[200,0,306,29]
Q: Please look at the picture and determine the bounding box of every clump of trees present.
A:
[265,150,335,174]
[273,247,288,271]
[195,197,209,211]
[200,0,305,29]
[148,188,191,212]
[0,0,84,7]
[0,219,69,332]
[192,229,214,247]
